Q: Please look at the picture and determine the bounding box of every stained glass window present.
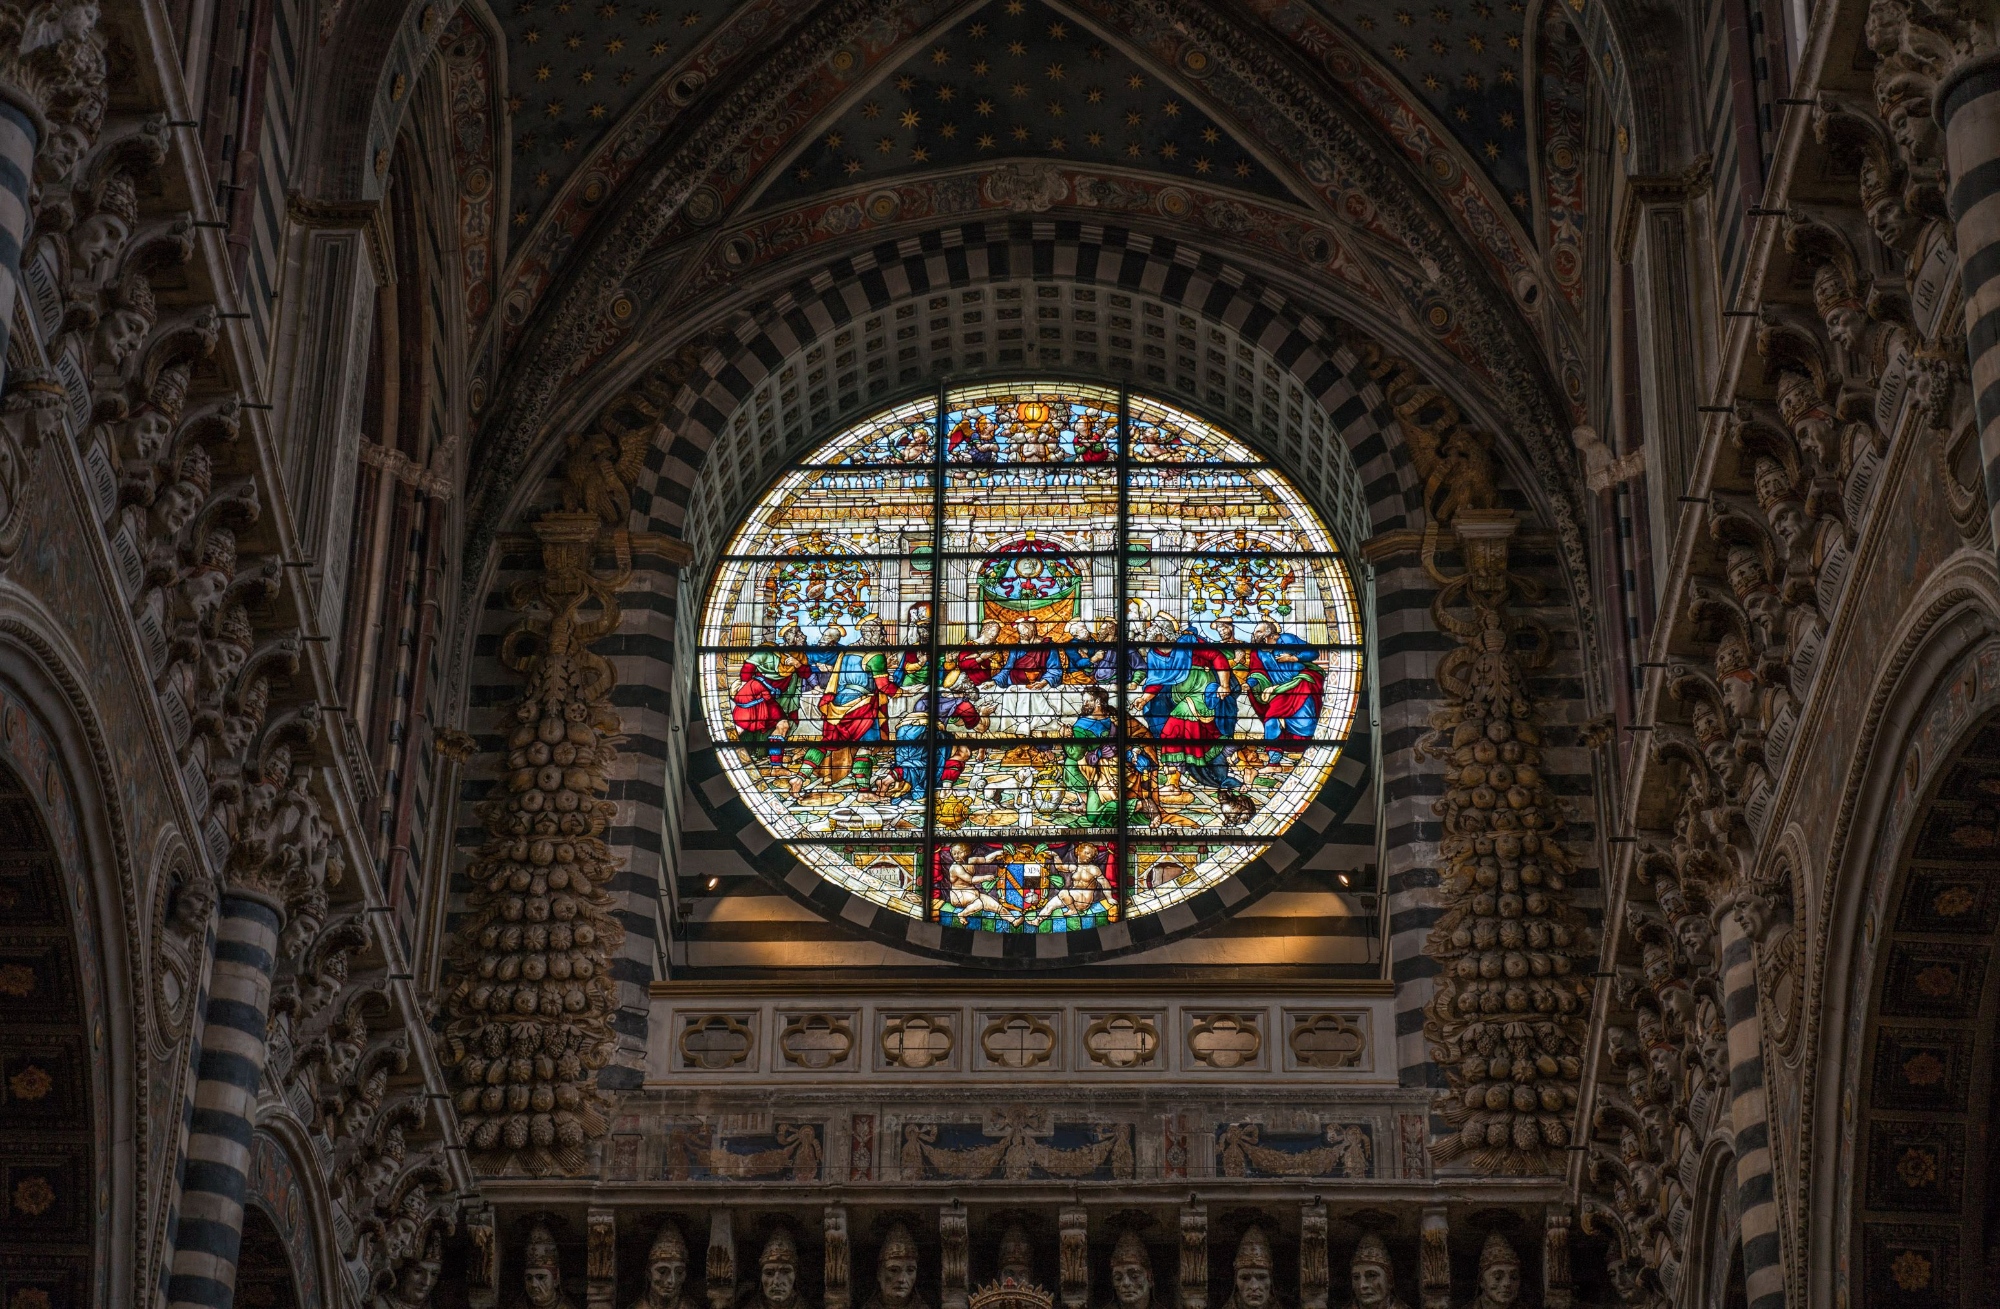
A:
[697,383,1364,933]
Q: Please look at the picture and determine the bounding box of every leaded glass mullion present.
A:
[921,385,949,921]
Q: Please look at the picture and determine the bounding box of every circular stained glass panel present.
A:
[697,383,1364,934]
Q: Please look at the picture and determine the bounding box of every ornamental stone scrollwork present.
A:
[1417,493,1593,1175]
[442,425,661,1175]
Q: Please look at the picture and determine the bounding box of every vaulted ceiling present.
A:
[442,0,1623,573]
[494,0,1568,238]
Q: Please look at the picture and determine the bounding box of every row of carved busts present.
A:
[496,1219,1533,1309]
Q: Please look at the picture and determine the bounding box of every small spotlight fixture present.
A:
[705,876,720,890]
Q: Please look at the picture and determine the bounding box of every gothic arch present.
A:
[1838,705,2000,1304]
[0,614,148,1307]
[245,1121,339,1309]
[1800,557,2000,1307]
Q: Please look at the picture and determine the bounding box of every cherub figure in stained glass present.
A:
[947,410,1001,462]
[1033,842,1113,927]
[941,843,1010,920]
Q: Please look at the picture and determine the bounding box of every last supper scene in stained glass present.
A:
[697,383,1364,934]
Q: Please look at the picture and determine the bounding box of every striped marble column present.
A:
[165,894,282,1309]
[1717,910,1785,1309]
[0,99,37,394]
[1940,53,2000,550]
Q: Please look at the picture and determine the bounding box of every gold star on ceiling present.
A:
[523,26,540,41]
[900,108,921,127]
[649,40,666,54]
[977,132,996,148]
[679,8,698,23]
[938,86,956,102]
[844,158,863,174]
[564,33,581,49]
[1047,20,1065,37]
[975,98,995,115]
[896,74,916,90]
[535,63,552,79]
[931,46,949,64]
[605,35,622,52]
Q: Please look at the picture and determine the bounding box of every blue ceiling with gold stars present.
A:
[494,0,1544,238]
[1313,0,1534,208]
[753,0,1303,209]
[502,0,738,232]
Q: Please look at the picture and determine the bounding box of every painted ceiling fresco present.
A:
[494,0,1551,238]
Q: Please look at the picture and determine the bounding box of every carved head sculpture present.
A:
[876,1222,920,1309]
[1877,70,1940,164]
[1108,1230,1152,1309]
[1812,263,1868,350]
[760,1228,800,1308]
[391,1230,444,1307]
[524,1224,563,1309]
[1347,1234,1395,1308]
[166,867,215,938]
[36,121,89,187]
[1231,1226,1273,1309]
[1474,1234,1520,1306]
[1858,152,1920,249]
[997,1224,1034,1284]
[72,170,136,285]
[152,443,211,537]
[649,1221,689,1305]
[97,273,155,368]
